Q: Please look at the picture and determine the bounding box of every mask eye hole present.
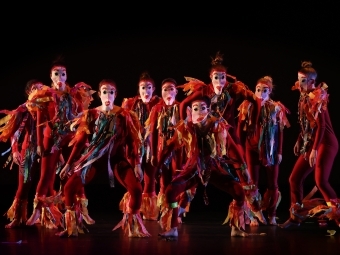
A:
[54,72,59,76]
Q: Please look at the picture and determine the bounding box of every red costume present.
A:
[145,77,192,221]
[0,100,38,227]
[121,73,160,220]
[158,95,252,238]
[280,62,339,228]
[25,83,83,228]
[237,76,290,225]
[58,79,150,237]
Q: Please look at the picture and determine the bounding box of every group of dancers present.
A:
[0,52,339,239]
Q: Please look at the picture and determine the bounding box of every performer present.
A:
[145,78,188,222]
[56,79,150,237]
[0,80,43,228]
[279,61,339,228]
[121,72,160,220]
[178,55,266,224]
[179,52,259,148]
[158,94,252,238]
[237,76,290,225]
[25,58,83,229]
[58,82,97,225]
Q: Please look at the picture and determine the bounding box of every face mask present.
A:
[100,84,116,111]
[298,72,309,92]
[29,83,43,95]
[255,83,270,101]
[191,101,209,124]
[211,71,227,95]
[51,66,67,90]
[139,81,154,103]
[161,82,177,105]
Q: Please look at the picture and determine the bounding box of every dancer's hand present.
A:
[12,151,22,165]
[134,164,143,182]
[309,149,317,167]
[60,164,71,180]
[277,154,282,164]
[37,145,44,157]
[151,156,158,167]
[293,141,300,156]
[247,123,256,138]
[242,169,251,184]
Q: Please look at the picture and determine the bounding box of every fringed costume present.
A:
[144,100,184,220]
[59,105,150,237]
[25,85,83,228]
[158,115,250,237]
[121,95,160,220]
[281,82,339,227]
[0,102,40,228]
[237,98,290,225]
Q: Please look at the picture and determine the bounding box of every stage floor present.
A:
[1,209,339,255]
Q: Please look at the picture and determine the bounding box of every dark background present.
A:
[0,3,339,214]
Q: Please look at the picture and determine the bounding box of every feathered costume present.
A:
[121,95,160,220]
[65,106,150,237]
[237,97,290,223]
[289,82,340,225]
[158,115,250,234]
[25,84,83,229]
[0,102,38,227]
[144,100,182,219]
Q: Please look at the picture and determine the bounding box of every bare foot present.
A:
[26,209,41,226]
[82,214,95,225]
[278,218,300,229]
[231,226,248,237]
[254,210,267,225]
[55,230,78,238]
[177,217,182,224]
[5,219,21,228]
[268,216,277,225]
[159,227,178,237]
[250,218,259,227]
[43,219,58,229]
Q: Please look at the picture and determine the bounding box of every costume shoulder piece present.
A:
[308,82,329,119]
[228,81,253,98]
[237,100,253,122]
[177,76,208,96]
[0,104,28,142]
[271,100,291,129]
[120,107,143,150]
[26,85,53,113]
[149,95,161,107]
[121,97,135,110]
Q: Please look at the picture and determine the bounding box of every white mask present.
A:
[191,101,209,124]
[51,66,67,91]
[29,83,43,95]
[161,82,177,106]
[255,83,270,102]
[298,72,309,92]
[139,81,155,103]
[100,84,116,112]
[210,71,227,95]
